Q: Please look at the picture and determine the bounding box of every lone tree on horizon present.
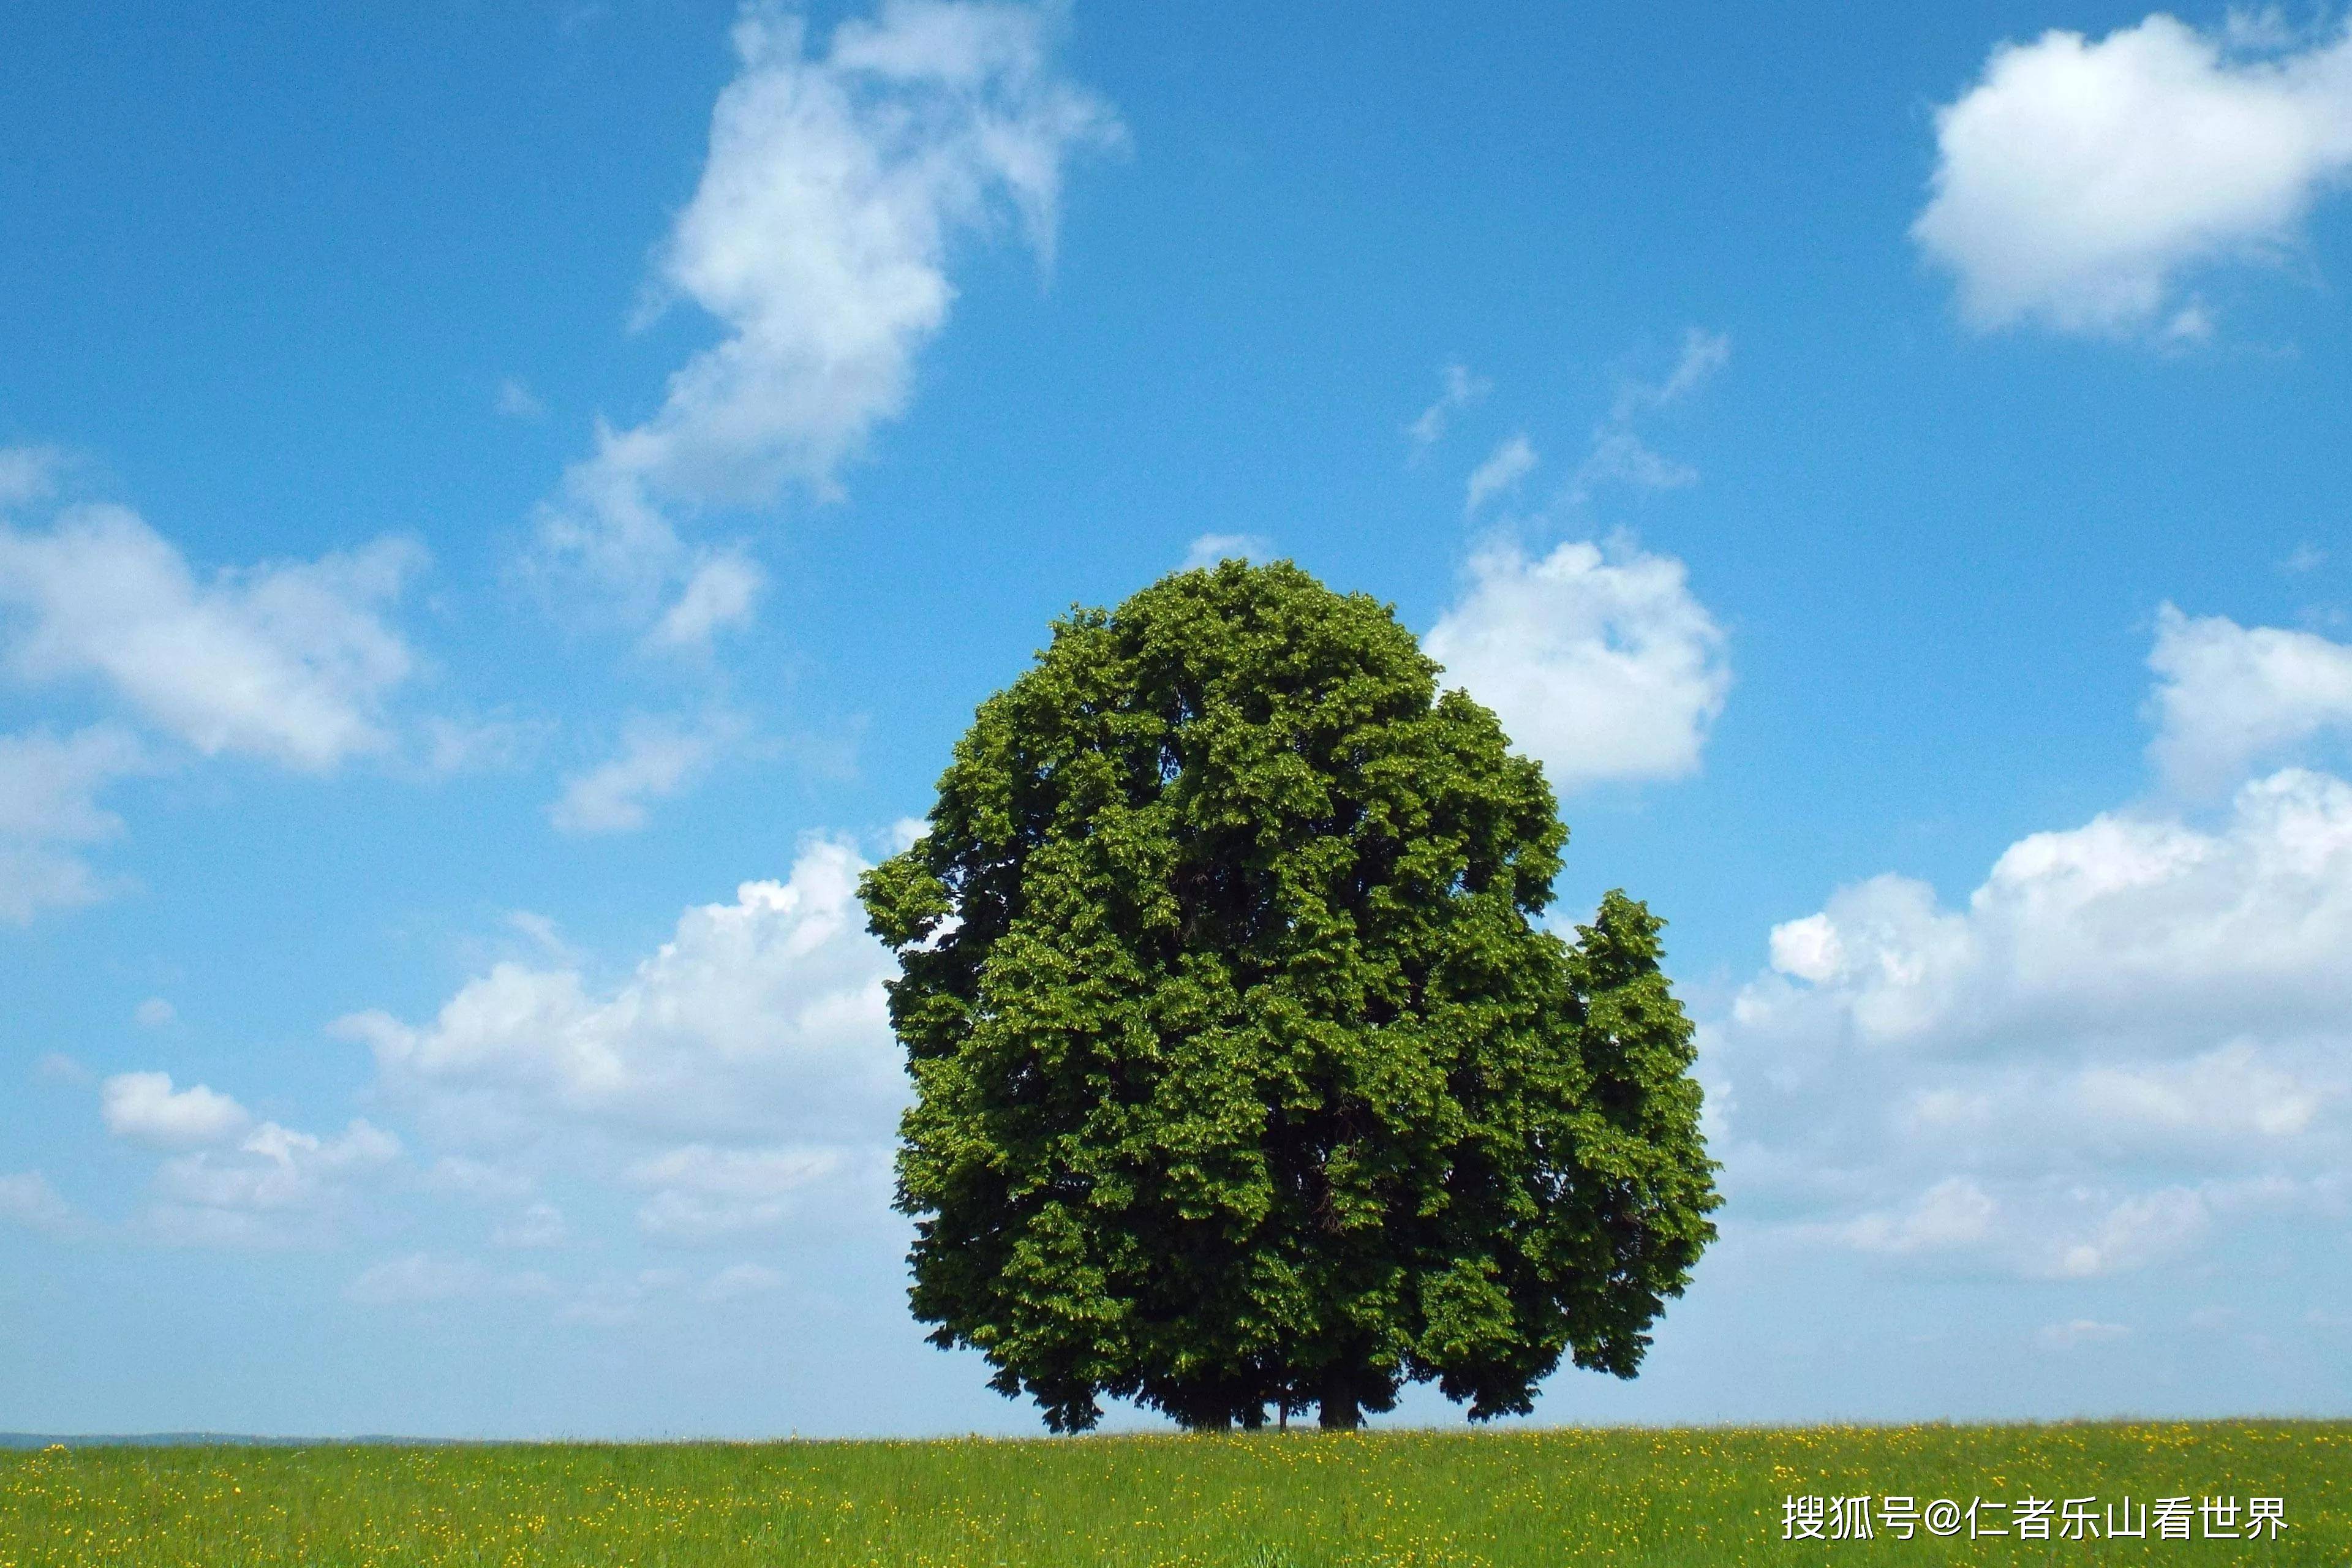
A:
[859,559,1719,1431]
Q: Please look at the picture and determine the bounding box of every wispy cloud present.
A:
[1406,362,1491,451]
[0,1171,80,1237]
[496,379,548,421]
[533,0,1121,649]
[549,711,747,835]
[0,445,66,511]
[1463,433,1537,515]
[1568,329,1729,503]
[0,723,149,924]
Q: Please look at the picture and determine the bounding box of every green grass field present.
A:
[2,1422,2344,1567]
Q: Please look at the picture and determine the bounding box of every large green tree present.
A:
[859,560,1717,1431]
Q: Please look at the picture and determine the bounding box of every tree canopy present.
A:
[858,559,1718,1431]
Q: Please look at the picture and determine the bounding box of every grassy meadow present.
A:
[1,1421,2345,1567]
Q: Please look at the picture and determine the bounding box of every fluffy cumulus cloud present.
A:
[99,1071,253,1150]
[2146,605,2352,795]
[341,837,904,1182]
[1417,336,1734,795]
[114,835,907,1284]
[1708,612,2352,1284]
[1913,14,2352,335]
[148,1119,402,1246]
[97,1070,400,1246]
[1425,537,1729,791]
[538,0,1120,642]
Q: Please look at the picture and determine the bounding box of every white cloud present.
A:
[1425,537,1730,792]
[32,1052,90,1086]
[701,1261,785,1300]
[649,552,765,650]
[134,997,176,1029]
[549,712,744,834]
[495,379,547,420]
[1839,1175,1998,1256]
[415,712,553,779]
[0,723,148,924]
[0,725,143,841]
[346,1252,554,1305]
[490,1201,568,1250]
[1913,15,2352,334]
[160,1119,402,1209]
[148,1118,401,1246]
[505,910,579,966]
[1574,431,1696,496]
[95,1068,400,1245]
[1463,434,1537,515]
[1567,329,1729,504]
[537,0,1120,640]
[1183,533,1273,569]
[423,1155,537,1201]
[1830,1179,2219,1280]
[2163,301,2216,341]
[1709,615,2352,1284]
[100,1071,252,1150]
[2076,1040,2323,1139]
[290,840,900,1303]
[2049,1186,2211,1278]
[628,1144,845,1243]
[557,1267,691,1327]
[342,836,903,1155]
[0,1171,77,1236]
[0,446,64,511]
[0,503,422,771]
[1746,769,2352,1052]
[1766,911,1844,985]
[0,845,115,925]
[1412,337,1735,813]
[2146,604,2352,795]
[2037,1318,2131,1349]
[1406,362,1490,450]
[1648,328,1733,406]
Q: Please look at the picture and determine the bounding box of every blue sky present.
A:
[4,0,2351,1438]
